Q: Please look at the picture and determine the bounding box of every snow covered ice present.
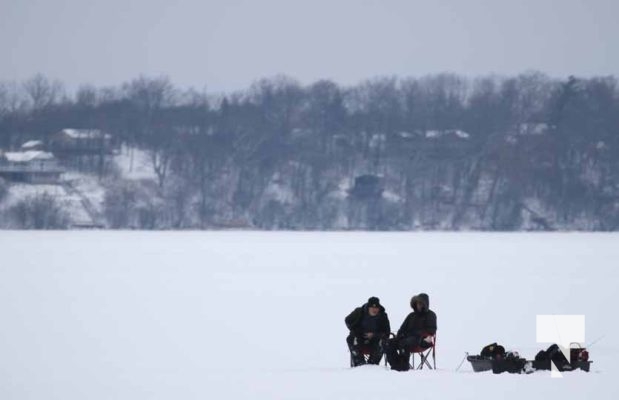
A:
[0,232,617,399]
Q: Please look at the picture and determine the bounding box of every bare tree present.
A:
[124,75,176,172]
[23,73,65,110]
[124,75,175,113]
[75,84,99,107]
[0,81,28,115]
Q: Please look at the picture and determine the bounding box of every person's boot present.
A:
[367,353,382,365]
[351,350,366,367]
[368,342,384,365]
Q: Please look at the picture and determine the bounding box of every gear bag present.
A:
[480,343,506,359]
[533,344,572,371]
[386,338,410,371]
[492,351,527,374]
[387,350,410,371]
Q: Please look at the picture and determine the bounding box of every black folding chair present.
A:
[409,334,436,370]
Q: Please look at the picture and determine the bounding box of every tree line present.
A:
[1,72,618,230]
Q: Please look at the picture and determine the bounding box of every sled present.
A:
[466,354,493,372]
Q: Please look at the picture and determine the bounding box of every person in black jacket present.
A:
[345,296,391,366]
[386,293,437,371]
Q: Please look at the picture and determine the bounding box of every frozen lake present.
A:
[0,232,617,399]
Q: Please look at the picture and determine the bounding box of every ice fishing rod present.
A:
[585,335,605,348]
[455,352,469,372]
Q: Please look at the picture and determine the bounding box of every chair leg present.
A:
[417,351,434,370]
[406,346,436,371]
[350,351,367,367]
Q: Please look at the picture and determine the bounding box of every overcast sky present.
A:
[1,0,617,92]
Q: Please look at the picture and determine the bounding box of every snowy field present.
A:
[0,232,617,400]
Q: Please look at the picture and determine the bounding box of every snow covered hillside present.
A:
[112,145,157,181]
[0,182,96,227]
[0,232,617,399]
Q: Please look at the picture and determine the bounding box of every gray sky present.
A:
[1,0,617,92]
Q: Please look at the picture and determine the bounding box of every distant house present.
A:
[0,150,63,183]
[407,129,474,160]
[424,129,471,140]
[49,129,114,156]
[517,123,551,136]
[506,123,553,145]
[349,174,384,200]
[394,129,471,141]
[21,140,45,151]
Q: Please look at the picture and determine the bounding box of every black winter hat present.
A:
[367,297,381,308]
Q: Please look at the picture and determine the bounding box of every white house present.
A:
[50,129,114,156]
[20,140,45,151]
[0,150,63,183]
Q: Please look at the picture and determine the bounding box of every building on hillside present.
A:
[20,140,45,151]
[0,150,64,183]
[394,129,474,161]
[349,174,384,200]
[49,129,116,175]
[49,129,115,156]
[516,123,551,136]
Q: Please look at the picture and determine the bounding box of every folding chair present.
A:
[409,334,436,370]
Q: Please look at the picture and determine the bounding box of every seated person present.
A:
[345,296,391,366]
[387,293,437,370]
